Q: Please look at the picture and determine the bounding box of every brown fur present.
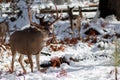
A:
[10,27,50,73]
[0,21,9,44]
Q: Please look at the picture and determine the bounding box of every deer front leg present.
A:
[11,50,16,73]
[36,53,40,71]
[18,54,26,74]
[28,55,33,72]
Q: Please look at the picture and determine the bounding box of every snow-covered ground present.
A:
[1,0,120,80]
[0,38,119,80]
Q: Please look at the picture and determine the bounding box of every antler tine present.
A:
[55,4,58,18]
[49,4,62,26]
[28,5,32,25]
[28,5,44,30]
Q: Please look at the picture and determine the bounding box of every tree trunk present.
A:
[99,0,120,20]
[53,0,65,5]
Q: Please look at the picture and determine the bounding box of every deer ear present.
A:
[67,6,69,8]
[72,7,74,9]
[67,6,74,10]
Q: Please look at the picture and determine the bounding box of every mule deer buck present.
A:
[10,5,61,74]
[0,19,9,45]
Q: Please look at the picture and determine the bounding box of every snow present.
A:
[0,41,114,79]
[0,41,118,80]
[0,0,120,80]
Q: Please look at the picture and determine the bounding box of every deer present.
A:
[10,5,61,74]
[68,6,83,39]
[0,19,9,45]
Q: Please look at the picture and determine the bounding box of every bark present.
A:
[99,0,120,20]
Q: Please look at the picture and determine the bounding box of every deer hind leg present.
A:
[1,34,6,45]
[11,49,16,73]
[0,36,4,45]
[18,54,26,74]
[3,34,6,44]
[28,55,33,72]
[36,53,40,71]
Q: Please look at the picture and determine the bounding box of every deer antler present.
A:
[28,5,45,30]
[49,4,62,26]
[28,5,32,25]
[28,4,62,30]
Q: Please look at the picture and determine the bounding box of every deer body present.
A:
[10,4,61,74]
[10,27,50,73]
[10,28,46,55]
